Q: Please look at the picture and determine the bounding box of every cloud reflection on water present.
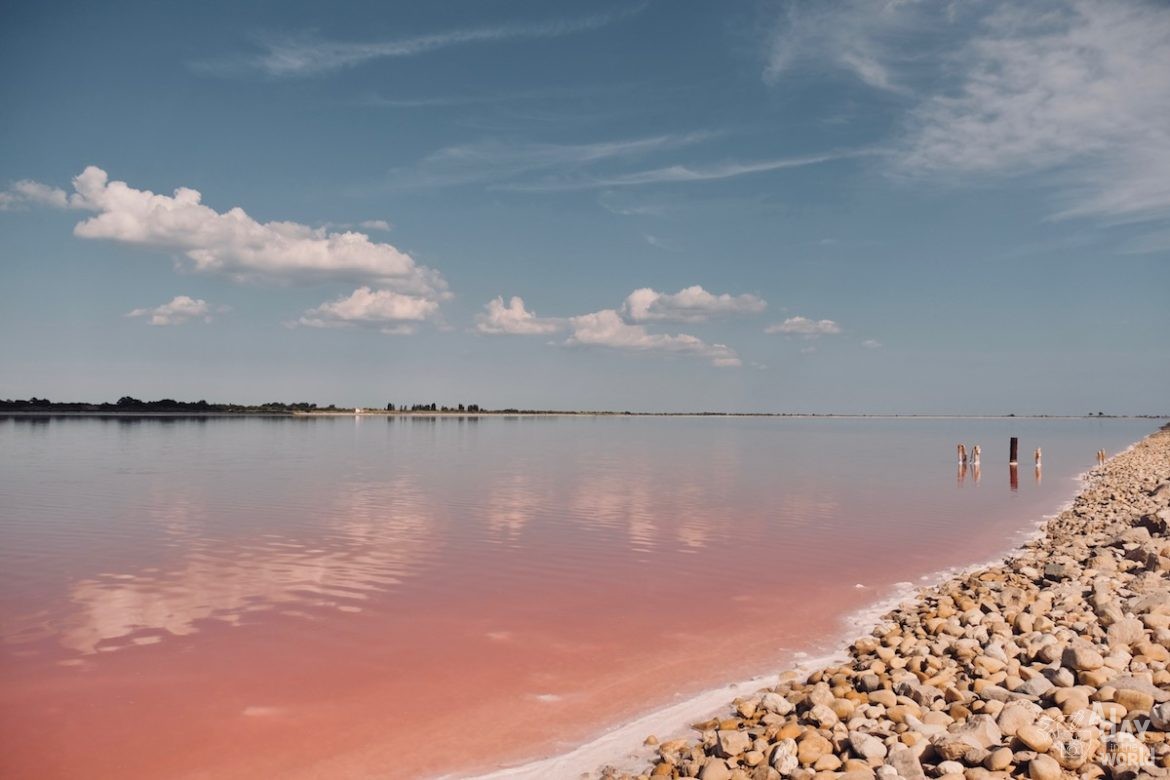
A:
[54,478,443,655]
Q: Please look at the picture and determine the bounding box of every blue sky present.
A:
[1,0,1167,413]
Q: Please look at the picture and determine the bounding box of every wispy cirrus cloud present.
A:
[388,132,712,188]
[195,3,647,78]
[504,151,852,191]
[764,0,962,92]
[362,81,643,110]
[761,0,1170,244]
[897,0,1170,228]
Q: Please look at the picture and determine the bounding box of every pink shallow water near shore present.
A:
[0,416,1155,778]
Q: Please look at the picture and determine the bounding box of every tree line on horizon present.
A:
[0,397,330,413]
[387,402,482,413]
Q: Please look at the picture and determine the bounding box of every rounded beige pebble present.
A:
[1114,688,1154,713]
[798,733,833,766]
[697,758,732,780]
[813,754,842,771]
[996,702,1038,736]
[1015,724,1052,753]
[1028,753,1062,780]
[985,747,1013,771]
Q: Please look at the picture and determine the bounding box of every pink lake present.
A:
[0,415,1155,778]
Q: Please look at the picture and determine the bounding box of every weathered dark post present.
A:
[1009,437,1019,465]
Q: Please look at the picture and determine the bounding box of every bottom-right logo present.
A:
[1040,702,1156,770]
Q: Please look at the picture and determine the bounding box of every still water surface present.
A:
[0,416,1155,778]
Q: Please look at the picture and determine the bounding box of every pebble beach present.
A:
[600,424,1170,780]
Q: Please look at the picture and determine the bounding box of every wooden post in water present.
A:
[971,444,981,466]
[1034,447,1042,466]
[1009,437,1019,465]
[958,443,967,465]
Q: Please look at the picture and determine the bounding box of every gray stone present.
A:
[761,692,794,716]
[848,731,888,762]
[886,748,927,780]
[1017,675,1055,698]
[807,703,839,728]
[1151,702,1170,731]
[770,739,799,775]
[951,714,1002,750]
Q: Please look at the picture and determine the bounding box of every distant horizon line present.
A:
[1,397,1166,420]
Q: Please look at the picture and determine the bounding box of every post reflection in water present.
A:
[1010,463,1019,491]
[957,463,967,486]
[1035,465,1042,484]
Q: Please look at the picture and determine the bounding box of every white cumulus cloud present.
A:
[13,167,447,298]
[475,296,563,335]
[125,295,216,326]
[298,286,440,334]
[623,285,766,322]
[765,316,842,336]
[566,309,740,367]
[0,179,70,210]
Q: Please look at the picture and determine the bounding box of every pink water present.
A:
[0,416,1153,778]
